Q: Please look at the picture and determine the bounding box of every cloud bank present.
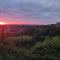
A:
[0,0,60,24]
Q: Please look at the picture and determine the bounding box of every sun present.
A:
[0,22,7,25]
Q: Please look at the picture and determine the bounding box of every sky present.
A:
[0,0,60,25]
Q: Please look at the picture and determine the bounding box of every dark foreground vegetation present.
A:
[0,22,60,60]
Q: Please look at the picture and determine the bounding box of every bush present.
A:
[31,36,60,60]
[0,36,60,60]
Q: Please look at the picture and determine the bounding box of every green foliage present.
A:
[31,36,60,60]
[0,36,60,60]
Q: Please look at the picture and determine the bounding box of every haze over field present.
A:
[0,0,60,24]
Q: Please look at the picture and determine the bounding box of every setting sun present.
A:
[0,22,7,25]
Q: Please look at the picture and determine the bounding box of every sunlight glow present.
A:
[0,22,7,25]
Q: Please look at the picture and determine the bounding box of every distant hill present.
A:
[0,22,60,36]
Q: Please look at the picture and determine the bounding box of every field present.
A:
[0,23,60,60]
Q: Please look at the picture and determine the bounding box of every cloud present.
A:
[0,0,60,24]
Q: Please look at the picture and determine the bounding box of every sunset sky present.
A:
[0,0,60,25]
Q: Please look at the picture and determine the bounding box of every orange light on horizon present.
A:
[0,22,7,25]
